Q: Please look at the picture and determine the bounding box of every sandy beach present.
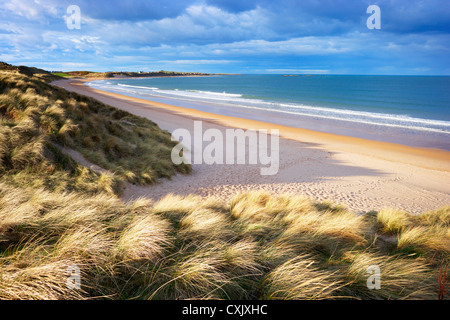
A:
[53,78,450,214]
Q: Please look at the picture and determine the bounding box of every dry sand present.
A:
[53,78,450,214]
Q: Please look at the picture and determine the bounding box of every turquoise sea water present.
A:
[87,75,450,150]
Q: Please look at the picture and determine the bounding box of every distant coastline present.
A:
[50,70,212,79]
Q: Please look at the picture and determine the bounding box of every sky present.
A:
[0,0,449,75]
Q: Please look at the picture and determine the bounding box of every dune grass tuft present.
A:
[261,255,343,299]
[376,208,412,234]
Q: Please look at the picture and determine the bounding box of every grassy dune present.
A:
[0,68,190,194]
[0,64,448,300]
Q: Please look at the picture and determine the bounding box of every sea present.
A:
[86,75,450,150]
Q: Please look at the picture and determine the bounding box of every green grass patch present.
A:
[51,72,71,78]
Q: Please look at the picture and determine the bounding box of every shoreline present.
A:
[57,78,450,171]
[52,78,450,214]
[85,75,450,152]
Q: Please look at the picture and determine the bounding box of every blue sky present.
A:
[1,0,449,74]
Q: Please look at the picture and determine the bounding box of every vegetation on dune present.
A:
[0,68,190,194]
[0,62,208,80]
[50,70,210,79]
[51,73,71,78]
[0,187,448,300]
[0,61,62,83]
[0,62,448,300]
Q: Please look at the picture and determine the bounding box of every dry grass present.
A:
[261,255,343,299]
[376,208,412,234]
[419,207,450,228]
[339,251,435,299]
[0,185,448,300]
[0,255,87,300]
[397,226,450,254]
[117,213,172,262]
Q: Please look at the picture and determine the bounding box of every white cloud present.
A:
[81,4,271,46]
[2,0,61,20]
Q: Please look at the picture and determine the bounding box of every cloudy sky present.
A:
[1,0,449,74]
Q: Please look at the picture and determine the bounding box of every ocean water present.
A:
[87,75,450,150]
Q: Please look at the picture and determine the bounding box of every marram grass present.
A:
[0,69,190,194]
[1,185,448,300]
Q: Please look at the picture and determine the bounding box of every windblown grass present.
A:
[397,226,450,254]
[375,206,449,261]
[376,208,412,234]
[339,250,435,299]
[1,185,448,300]
[261,255,343,300]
